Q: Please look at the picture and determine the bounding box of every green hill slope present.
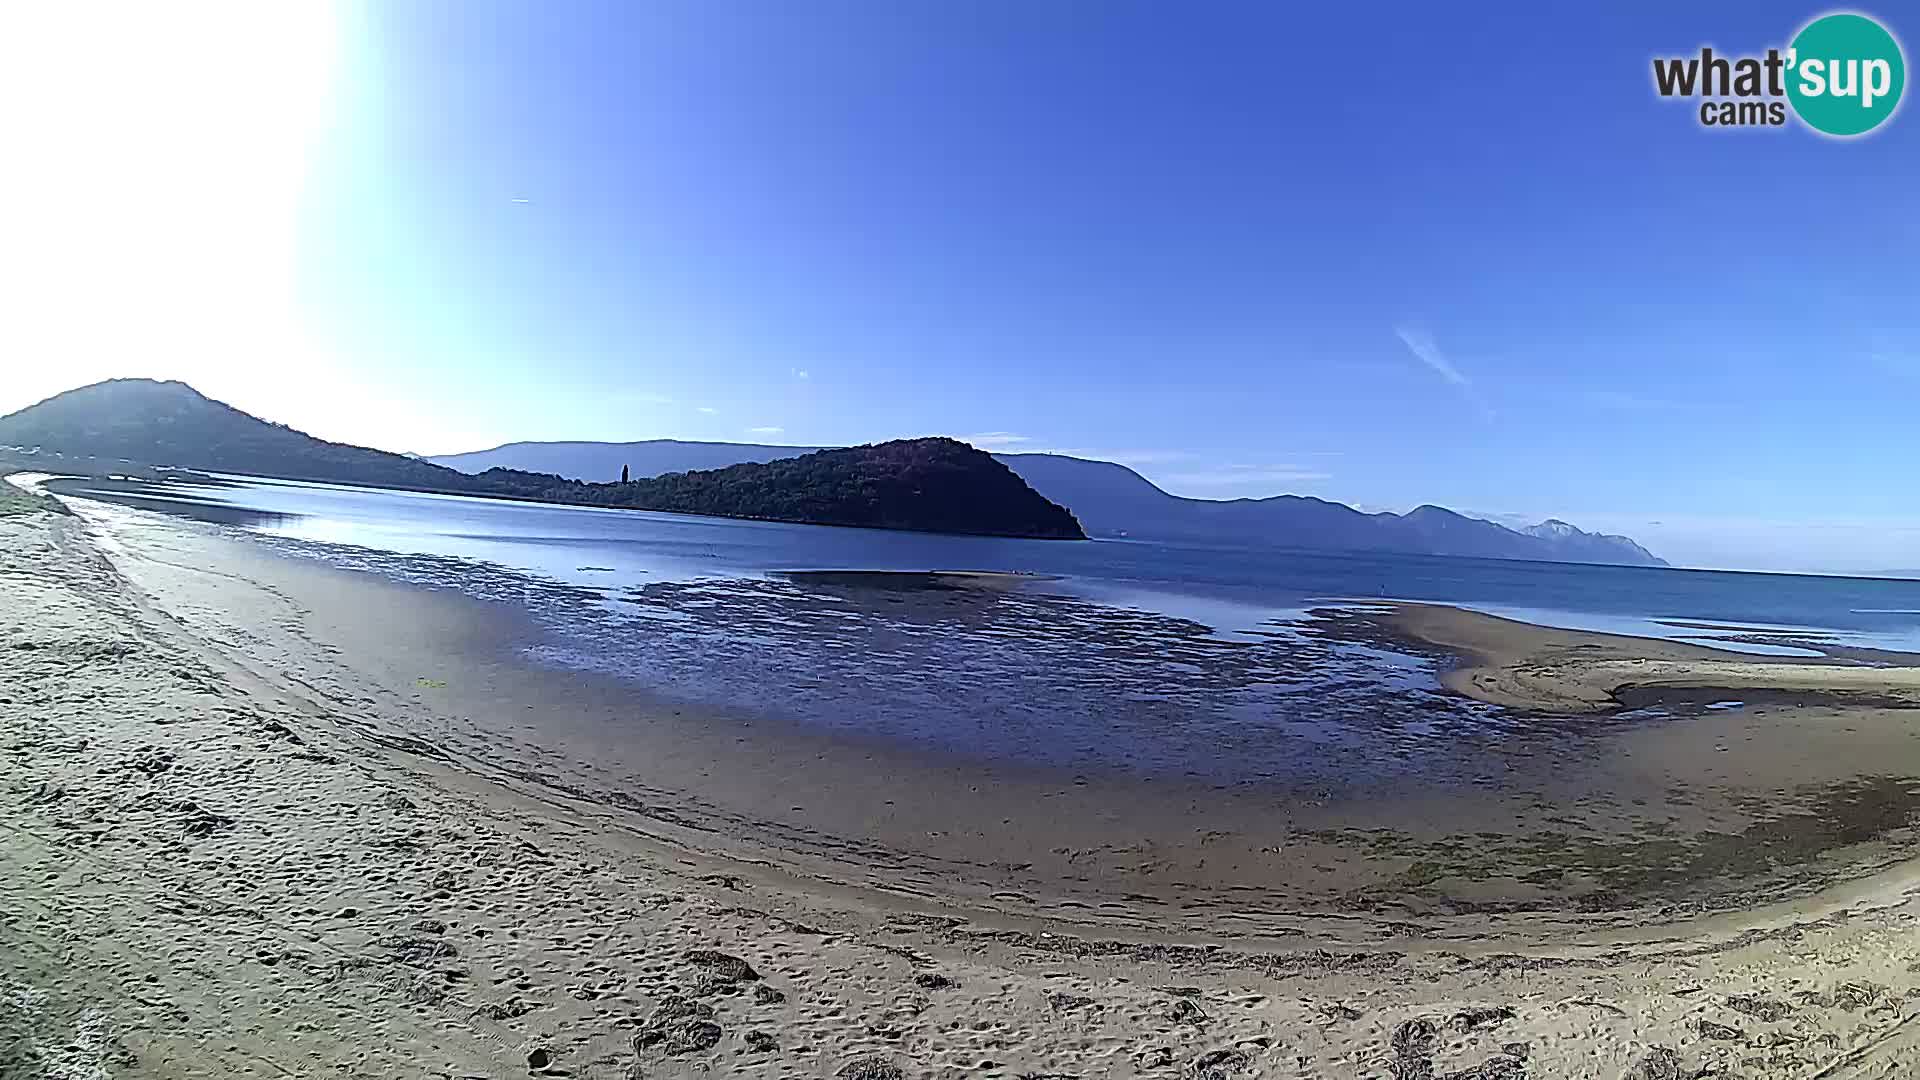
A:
[0,380,1084,540]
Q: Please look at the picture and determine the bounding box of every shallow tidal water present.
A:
[45,477,1920,917]
[44,473,1920,793]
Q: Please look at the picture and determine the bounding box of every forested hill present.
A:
[431,437,1668,567]
[0,380,1086,540]
[479,439,1084,538]
[0,379,470,492]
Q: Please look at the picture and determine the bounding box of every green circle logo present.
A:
[1787,12,1906,136]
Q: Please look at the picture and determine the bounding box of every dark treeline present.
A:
[476,438,1083,538]
[0,380,1085,540]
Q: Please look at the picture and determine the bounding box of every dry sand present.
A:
[8,496,1920,1077]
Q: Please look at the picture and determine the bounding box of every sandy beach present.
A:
[10,496,1920,1078]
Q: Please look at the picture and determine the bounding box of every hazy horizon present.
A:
[4,2,1916,574]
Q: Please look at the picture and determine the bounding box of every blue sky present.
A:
[6,2,1917,571]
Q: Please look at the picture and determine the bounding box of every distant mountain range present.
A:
[0,380,1083,540]
[0,378,1662,563]
[432,440,1666,566]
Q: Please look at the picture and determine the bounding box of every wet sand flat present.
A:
[11,494,1920,1076]
[33,495,1920,931]
[1390,602,1920,713]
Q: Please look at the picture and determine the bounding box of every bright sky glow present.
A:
[1,3,357,434]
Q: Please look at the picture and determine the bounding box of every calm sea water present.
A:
[46,474,1920,787]
[63,473,1920,647]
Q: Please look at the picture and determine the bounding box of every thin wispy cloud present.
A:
[1023,447,1199,466]
[1463,509,1541,530]
[1871,350,1920,379]
[746,425,784,436]
[696,406,718,415]
[958,431,1032,448]
[1584,389,1676,412]
[1098,449,1198,466]
[1394,326,1492,419]
[793,369,810,381]
[1159,463,1333,489]
[613,391,675,407]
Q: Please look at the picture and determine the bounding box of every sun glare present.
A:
[0,2,340,409]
